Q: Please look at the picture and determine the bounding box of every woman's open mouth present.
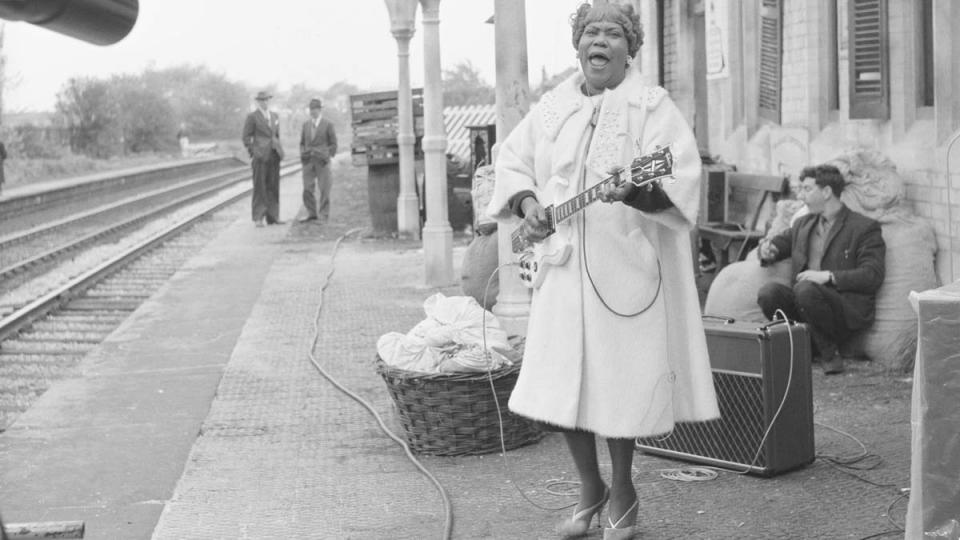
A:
[588,52,610,68]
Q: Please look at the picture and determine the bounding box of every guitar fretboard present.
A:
[553,178,613,225]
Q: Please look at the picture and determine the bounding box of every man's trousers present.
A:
[251,153,281,222]
[301,160,332,221]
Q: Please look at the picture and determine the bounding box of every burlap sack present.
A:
[829,150,939,371]
[843,216,938,371]
[460,226,500,310]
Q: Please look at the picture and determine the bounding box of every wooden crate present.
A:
[350,89,423,166]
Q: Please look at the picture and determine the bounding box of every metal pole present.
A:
[386,0,421,240]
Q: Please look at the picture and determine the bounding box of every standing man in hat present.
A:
[298,98,338,223]
[242,90,285,227]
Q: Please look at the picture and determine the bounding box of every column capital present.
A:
[418,0,440,18]
[385,0,418,32]
[391,28,415,42]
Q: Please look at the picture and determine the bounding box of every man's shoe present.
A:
[255,218,265,228]
[822,353,845,375]
[297,215,318,223]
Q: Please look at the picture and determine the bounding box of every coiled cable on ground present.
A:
[305,229,453,540]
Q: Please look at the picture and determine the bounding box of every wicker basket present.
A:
[374,355,544,456]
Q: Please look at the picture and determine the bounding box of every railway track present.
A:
[0,161,302,429]
[0,162,257,287]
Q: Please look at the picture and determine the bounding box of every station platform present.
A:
[0,172,914,539]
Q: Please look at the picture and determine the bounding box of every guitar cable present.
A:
[580,211,663,318]
[304,228,453,540]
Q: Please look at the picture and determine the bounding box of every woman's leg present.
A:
[563,431,606,505]
[606,438,638,523]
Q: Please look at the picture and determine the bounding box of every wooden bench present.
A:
[697,171,788,272]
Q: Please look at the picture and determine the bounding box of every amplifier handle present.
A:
[758,318,800,332]
[702,315,736,324]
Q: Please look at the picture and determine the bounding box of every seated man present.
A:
[756,164,885,374]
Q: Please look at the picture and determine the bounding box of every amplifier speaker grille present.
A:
[640,372,766,469]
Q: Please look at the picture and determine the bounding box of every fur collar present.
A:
[537,69,669,180]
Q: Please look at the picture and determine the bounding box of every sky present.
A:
[1,0,588,113]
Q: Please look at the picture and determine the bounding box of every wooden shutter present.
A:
[758,0,782,124]
[848,0,889,119]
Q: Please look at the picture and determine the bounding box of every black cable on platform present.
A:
[305,228,453,540]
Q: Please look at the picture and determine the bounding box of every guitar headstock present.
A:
[626,146,674,187]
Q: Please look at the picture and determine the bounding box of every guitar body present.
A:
[517,235,572,289]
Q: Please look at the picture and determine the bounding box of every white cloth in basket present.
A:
[377,293,514,373]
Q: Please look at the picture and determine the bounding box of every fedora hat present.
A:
[308,98,323,109]
[254,90,273,101]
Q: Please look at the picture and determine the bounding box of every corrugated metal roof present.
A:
[443,104,496,161]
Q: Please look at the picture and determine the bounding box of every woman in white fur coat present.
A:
[486,4,719,539]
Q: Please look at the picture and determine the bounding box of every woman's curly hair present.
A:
[570,2,644,58]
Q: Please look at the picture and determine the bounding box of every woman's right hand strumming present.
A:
[520,197,551,243]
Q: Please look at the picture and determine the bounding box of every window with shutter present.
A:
[758,0,782,124]
[848,0,889,119]
[919,0,934,107]
[657,0,666,86]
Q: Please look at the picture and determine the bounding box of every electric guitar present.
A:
[511,146,675,289]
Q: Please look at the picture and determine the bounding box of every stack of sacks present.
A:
[377,292,520,373]
[829,151,939,371]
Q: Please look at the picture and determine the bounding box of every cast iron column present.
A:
[419,0,454,286]
[385,0,421,239]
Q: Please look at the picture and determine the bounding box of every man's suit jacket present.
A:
[242,109,284,161]
[763,204,886,330]
[299,117,337,167]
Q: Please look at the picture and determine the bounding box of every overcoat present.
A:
[763,204,885,330]
[486,70,719,438]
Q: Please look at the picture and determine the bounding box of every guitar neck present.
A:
[552,175,660,225]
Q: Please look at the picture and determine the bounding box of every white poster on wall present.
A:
[706,0,729,80]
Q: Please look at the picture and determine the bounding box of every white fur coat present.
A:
[486,70,719,438]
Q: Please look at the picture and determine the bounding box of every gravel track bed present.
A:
[0,182,249,311]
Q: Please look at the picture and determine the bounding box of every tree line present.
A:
[55,65,264,158]
[43,60,563,159]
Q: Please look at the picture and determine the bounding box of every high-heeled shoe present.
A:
[557,487,609,538]
[602,497,639,540]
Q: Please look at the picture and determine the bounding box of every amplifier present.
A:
[637,319,815,477]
